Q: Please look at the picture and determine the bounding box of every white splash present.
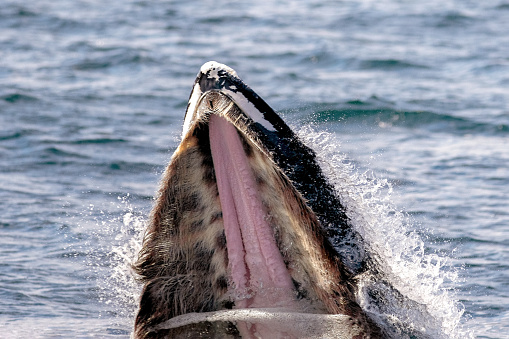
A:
[74,194,146,331]
[106,196,145,314]
[296,124,471,339]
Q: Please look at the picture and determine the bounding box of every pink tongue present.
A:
[209,115,296,309]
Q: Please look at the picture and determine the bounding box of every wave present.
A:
[433,11,475,28]
[358,59,429,71]
[303,100,509,135]
[1,92,39,103]
[70,138,127,145]
[71,49,156,71]
[0,3,91,32]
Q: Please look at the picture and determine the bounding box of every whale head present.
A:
[132,62,384,338]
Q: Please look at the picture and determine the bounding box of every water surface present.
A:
[1,1,508,338]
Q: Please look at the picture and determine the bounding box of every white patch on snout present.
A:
[200,61,238,79]
[222,88,276,132]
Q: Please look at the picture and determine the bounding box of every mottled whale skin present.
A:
[132,62,386,338]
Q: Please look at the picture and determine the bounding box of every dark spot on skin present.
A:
[210,211,223,224]
[255,174,265,186]
[192,121,208,138]
[216,229,227,250]
[202,163,216,184]
[193,122,212,158]
[292,278,307,300]
[192,242,213,271]
[223,300,234,309]
[182,192,201,211]
[192,124,216,186]
[190,219,204,231]
[201,150,214,168]
[215,275,228,292]
[238,131,253,157]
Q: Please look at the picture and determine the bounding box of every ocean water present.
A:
[1,0,508,338]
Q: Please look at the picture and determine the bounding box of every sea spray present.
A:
[69,194,147,331]
[297,124,470,338]
[104,195,146,320]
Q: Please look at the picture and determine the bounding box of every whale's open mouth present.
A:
[174,87,333,313]
[182,86,299,308]
[176,63,347,311]
[133,62,383,338]
[209,112,296,309]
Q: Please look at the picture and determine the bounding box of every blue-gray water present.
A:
[1,1,508,338]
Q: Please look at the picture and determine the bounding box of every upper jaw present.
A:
[182,61,283,140]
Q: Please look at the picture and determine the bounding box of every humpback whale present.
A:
[133,62,387,338]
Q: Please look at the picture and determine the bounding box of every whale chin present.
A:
[132,62,386,338]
